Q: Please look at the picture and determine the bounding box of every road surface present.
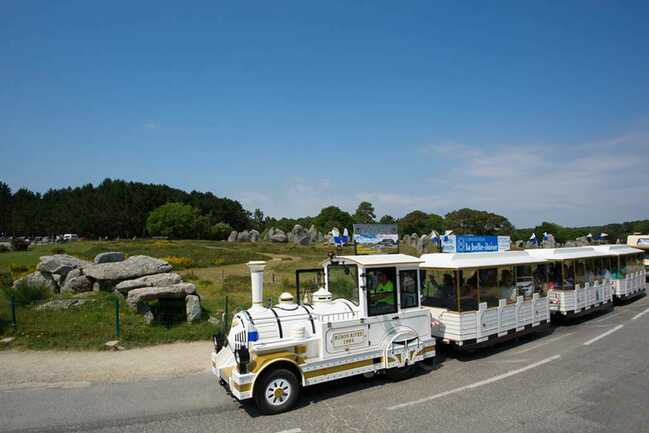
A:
[2,295,648,433]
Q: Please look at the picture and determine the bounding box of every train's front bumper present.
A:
[211,348,255,401]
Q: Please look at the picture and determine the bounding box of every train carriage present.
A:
[526,247,613,317]
[593,245,646,301]
[419,251,551,349]
[210,254,436,414]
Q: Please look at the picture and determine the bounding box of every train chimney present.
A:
[247,261,267,311]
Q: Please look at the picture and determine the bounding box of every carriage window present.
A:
[575,259,586,287]
[499,266,516,303]
[327,264,359,305]
[478,268,500,307]
[366,267,397,316]
[533,263,548,295]
[399,270,419,309]
[593,258,604,282]
[548,261,562,290]
[421,269,458,311]
[585,259,595,284]
[563,260,575,290]
[459,269,478,311]
[611,256,621,279]
[620,255,628,277]
[515,264,535,300]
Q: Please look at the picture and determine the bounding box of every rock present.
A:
[291,225,310,245]
[185,295,201,322]
[402,234,411,246]
[208,315,221,326]
[542,234,556,249]
[115,272,182,293]
[36,299,94,311]
[270,229,288,243]
[143,309,155,325]
[104,340,124,351]
[227,231,238,242]
[263,227,275,241]
[37,254,87,277]
[83,255,172,281]
[307,225,318,243]
[0,337,15,345]
[317,231,324,242]
[249,230,260,242]
[13,271,58,293]
[94,251,125,264]
[416,235,431,255]
[61,269,92,293]
[126,283,197,311]
[236,230,250,242]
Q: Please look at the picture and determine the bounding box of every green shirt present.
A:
[376,280,395,305]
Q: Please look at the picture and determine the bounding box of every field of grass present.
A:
[0,239,360,350]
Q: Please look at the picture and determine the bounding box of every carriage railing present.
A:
[315,310,359,323]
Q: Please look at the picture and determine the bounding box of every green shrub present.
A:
[1,279,50,306]
[209,222,233,241]
[51,247,66,254]
[0,272,12,289]
[10,238,30,251]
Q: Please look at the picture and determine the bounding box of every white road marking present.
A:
[274,429,302,433]
[631,306,649,321]
[387,354,560,410]
[512,333,574,355]
[583,324,624,346]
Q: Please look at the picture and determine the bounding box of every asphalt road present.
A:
[2,294,648,433]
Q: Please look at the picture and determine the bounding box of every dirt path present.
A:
[0,341,213,390]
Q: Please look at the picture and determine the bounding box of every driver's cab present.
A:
[296,254,435,369]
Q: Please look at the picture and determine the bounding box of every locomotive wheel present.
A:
[254,368,300,415]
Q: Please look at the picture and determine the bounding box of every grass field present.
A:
[0,239,374,350]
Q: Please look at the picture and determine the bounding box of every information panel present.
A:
[442,235,511,253]
[353,224,399,255]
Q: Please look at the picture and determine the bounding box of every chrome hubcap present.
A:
[265,378,291,406]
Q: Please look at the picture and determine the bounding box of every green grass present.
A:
[0,239,357,350]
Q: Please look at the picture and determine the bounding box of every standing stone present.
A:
[307,225,318,243]
[227,231,238,242]
[94,252,125,264]
[542,234,556,249]
[249,230,260,242]
[186,295,202,322]
[270,229,288,243]
[402,234,411,246]
[237,230,251,242]
[416,235,431,255]
[291,225,310,245]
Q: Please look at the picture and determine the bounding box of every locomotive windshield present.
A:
[327,264,359,305]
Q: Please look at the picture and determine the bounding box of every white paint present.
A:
[632,306,649,321]
[583,324,624,346]
[387,355,561,410]
[274,429,302,433]
[512,333,574,355]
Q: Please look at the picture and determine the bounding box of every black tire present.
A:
[385,364,415,381]
[254,368,300,415]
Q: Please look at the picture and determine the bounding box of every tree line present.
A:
[0,179,646,241]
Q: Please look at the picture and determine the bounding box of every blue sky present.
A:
[1,1,649,228]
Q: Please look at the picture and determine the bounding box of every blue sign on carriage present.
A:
[442,235,510,253]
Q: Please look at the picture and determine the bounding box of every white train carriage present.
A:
[593,245,646,301]
[526,247,613,317]
[210,255,436,414]
[419,251,551,349]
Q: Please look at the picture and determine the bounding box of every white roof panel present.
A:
[526,246,610,260]
[592,245,643,255]
[419,251,546,269]
[327,254,423,267]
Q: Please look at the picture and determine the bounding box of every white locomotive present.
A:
[210,254,436,414]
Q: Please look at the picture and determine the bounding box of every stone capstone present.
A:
[37,254,87,277]
[126,283,197,311]
[83,255,172,281]
[115,272,182,293]
[94,251,125,264]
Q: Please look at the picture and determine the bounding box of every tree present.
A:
[379,215,396,224]
[353,201,376,224]
[313,206,355,233]
[398,210,430,235]
[444,208,513,235]
[428,213,445,234]
[146,203,206,239]
[0,182,12,235]
[209,222,233,240]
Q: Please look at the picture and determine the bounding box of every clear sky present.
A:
[2,1,648,228]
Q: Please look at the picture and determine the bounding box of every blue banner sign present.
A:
[442,235,510,253]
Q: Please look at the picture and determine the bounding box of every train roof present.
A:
[325,253,423,267]
[419,251,545,269]
[525,246,610,260]
[592,244,644,255]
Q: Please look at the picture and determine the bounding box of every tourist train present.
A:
[211,245,646,414]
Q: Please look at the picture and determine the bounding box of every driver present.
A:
[375,272,395,306]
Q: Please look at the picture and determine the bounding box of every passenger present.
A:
[375,272,395,306]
